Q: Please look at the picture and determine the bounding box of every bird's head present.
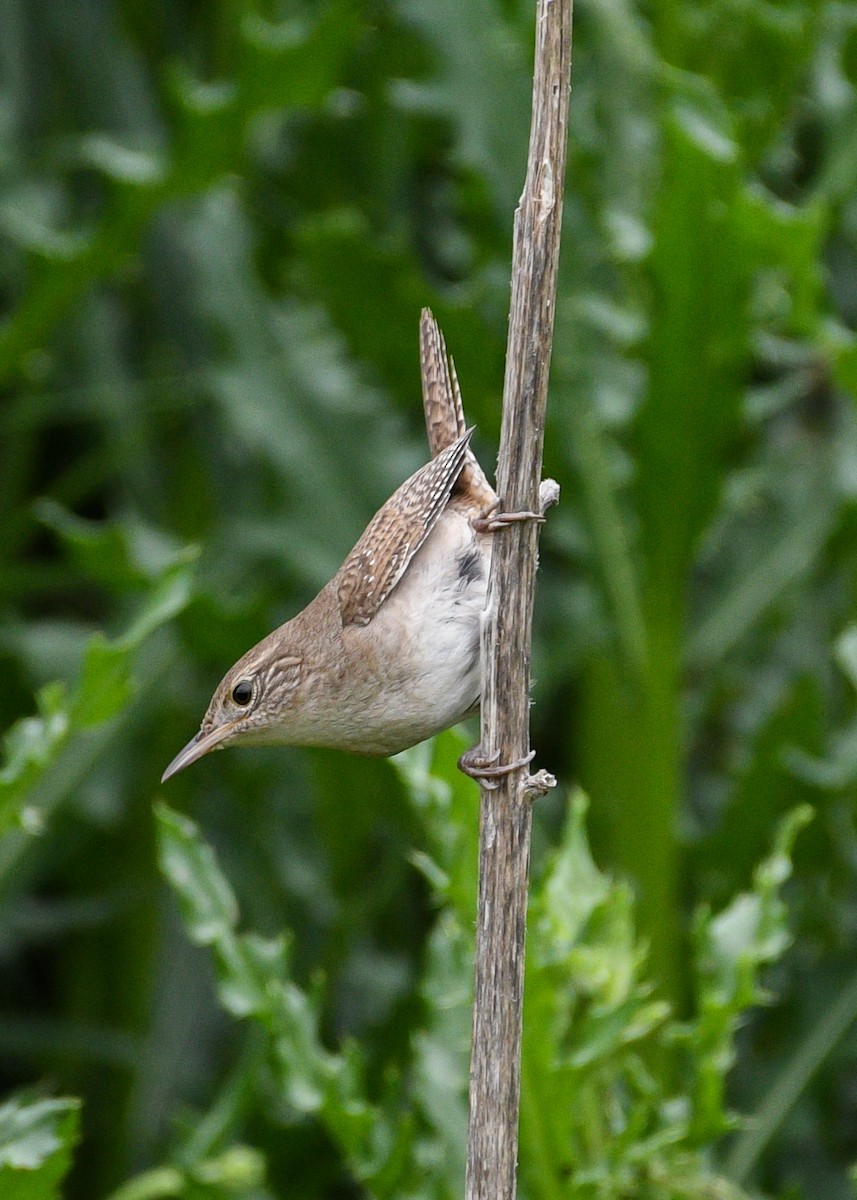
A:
[161,641,303,782]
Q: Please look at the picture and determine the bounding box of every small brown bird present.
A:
[161,310,539,784]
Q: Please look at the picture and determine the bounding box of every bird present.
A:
[161,310,541,785]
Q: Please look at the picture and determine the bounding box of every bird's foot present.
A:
[472,499,545,534]
[458,745,536,790]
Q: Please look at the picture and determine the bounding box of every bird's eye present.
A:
[231,680,253,706]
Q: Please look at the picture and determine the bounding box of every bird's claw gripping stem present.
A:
[458,746,537,790]
[472,500,545,534]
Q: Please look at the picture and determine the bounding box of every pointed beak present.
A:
[160,722,239,784]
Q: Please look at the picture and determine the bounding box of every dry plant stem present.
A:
[464,0,572,1198]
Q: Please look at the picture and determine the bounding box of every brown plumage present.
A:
[337,431,475,627]
[419,309,497,510]
[161,309,499,781]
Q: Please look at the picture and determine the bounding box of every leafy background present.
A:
[3,0,857,1196]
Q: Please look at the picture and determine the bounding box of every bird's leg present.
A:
[460,479,558,788]
[472,498,545,534]
[472,478,560,533]
[458,745,536,790]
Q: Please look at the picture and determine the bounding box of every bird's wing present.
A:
[419,308,497,510]
[337,431,472,628]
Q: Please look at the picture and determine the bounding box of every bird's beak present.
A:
[160,722,238,784]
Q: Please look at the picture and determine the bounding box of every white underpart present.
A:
[334,507,489,755]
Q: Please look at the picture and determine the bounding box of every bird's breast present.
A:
[301,508,490,756]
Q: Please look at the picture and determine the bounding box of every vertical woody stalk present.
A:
[464,1,572,1198]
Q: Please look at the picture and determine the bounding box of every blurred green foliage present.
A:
[3,0,857,1196]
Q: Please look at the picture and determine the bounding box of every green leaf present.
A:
[155,803,418,1192]
[0,546,196,839]
[35,500,196,592]
[71,635,132,728]
[394,0,531,215]
[0,1094,80,1200]
[393,728,480,921]
[0,684,69,835]
[688,806,813,1142]
[635,82,748,599]
[155,804,239,945]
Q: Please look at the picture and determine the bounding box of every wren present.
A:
[161,311,541,784]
